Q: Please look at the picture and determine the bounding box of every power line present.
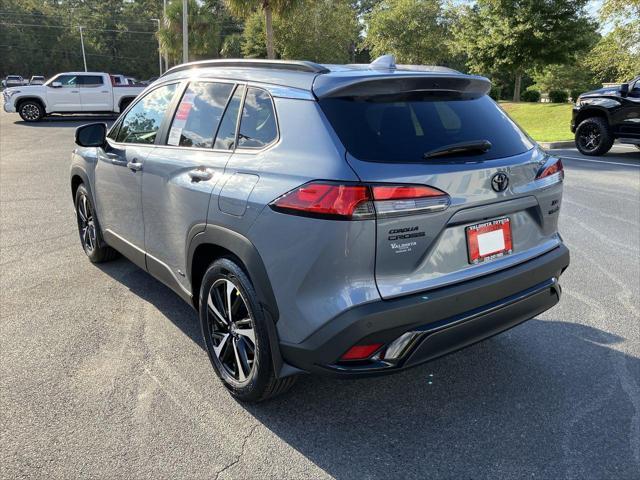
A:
[0,44,153,61]
[0,22,157,34]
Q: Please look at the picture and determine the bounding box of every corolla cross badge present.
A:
[491,172,509,192]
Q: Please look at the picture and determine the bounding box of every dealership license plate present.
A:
[466,218,513,264]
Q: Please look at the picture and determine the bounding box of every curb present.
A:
[539,140,574,149]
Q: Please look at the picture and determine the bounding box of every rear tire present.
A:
[575,117,614,156]
[199,258,296,402]
[74,184,118,263]
[18,101,43,122]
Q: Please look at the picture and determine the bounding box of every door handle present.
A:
[127,160,143,172]
[71,90,79,93]
[188,168,213,182]
[101,91,109,93]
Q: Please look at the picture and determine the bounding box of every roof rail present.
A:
[162,59,330,77]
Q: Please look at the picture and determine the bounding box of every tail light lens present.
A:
[270,182,449,220]
[270,182,374,219]
[536,158,564,181]
[372,184,450,218]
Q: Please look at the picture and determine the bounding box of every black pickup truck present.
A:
[572,76,640,155]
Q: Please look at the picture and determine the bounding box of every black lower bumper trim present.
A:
[279,244,570,377]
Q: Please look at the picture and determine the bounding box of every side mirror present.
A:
[75,123,107,148]
[50,81,62,88]
[620,83,629,98]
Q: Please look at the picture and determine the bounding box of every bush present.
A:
[570,89,584,102]
[489,85,502,101]
[521,90,541,102]
[548,90,569,103]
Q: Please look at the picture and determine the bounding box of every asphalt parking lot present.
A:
[1,112,639,479]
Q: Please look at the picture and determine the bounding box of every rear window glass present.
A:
[319,95,534,162]
[238,88,278,149]
[167,82,234,148]
[79,75,104,87]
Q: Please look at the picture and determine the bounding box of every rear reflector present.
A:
[340,343,384,361]
[270,181,450,220]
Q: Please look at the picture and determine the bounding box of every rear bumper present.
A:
[280,244,570,377]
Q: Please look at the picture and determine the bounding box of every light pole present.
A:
[163,0,169,71]
[151,18,162,76]
[79,26,87,72]
[182,0,188,64]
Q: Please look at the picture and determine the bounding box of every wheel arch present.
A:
[574,107,610,129]
[70,166,91,202]
[15,96,47,113]
[187,225,279,322]
[118,96,136,113]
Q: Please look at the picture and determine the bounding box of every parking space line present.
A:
[558,155,640,168]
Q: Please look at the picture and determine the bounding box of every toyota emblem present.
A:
[491,172,509,192]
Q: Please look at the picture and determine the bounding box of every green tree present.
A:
[276,0,359,63]
[451,0,597,101]
[529,63,600,95]
[157,0,240,64]
[584,0,640,82]
[364,0,448,65]
[224,0,301,59]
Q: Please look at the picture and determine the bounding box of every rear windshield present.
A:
[319,94,534,162]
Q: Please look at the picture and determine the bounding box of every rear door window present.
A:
[166,81,235,148]
[213,84,245,150]
[237,87,278,149]
[78,75,104,87]
[319,94,534,162]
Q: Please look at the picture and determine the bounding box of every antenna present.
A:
[370,54,396,70]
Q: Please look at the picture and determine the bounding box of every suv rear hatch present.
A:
[315,71,564,299]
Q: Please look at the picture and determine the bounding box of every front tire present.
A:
[18,101,43,122]
[74,184,118,263]
[199,258,296,402]
[575,117,614,156]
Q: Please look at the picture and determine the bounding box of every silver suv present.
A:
[71,57,570,402]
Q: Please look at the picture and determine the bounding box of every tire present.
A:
[199,258,296,402]
[575,117,614,156]
[18,100,43,122]
[74,184,118,263]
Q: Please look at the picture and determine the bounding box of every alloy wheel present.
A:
[578,124,601,152]
[21,104,40,121]
[77,194,97,252]
[206,278,256,385]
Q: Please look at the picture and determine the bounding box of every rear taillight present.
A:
[536,158,564,181]
[270,182,374,220]
[270,182,449,220]
[371,184,450,218]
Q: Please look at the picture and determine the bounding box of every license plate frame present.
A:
[466,217,513,264]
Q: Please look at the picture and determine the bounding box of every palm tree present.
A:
[224,0,300,59]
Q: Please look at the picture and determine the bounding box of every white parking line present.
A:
[557,155,640,168]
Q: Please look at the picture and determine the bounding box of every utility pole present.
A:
[79,26,87,72]
[182,0,188,64]
[163,0,169,71]
[151,19,162,76]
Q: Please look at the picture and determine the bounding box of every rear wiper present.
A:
[424,140,492,159]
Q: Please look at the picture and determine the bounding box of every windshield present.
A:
[319,94,534,162]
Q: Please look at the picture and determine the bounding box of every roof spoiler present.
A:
[313,73,492,99]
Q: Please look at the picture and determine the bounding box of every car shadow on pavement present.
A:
[94,258,638,479]
[12,116,116,128]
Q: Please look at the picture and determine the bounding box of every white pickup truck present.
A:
[2,72,144,122]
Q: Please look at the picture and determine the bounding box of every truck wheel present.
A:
[18,101,44,122]
[575,117,614,156]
